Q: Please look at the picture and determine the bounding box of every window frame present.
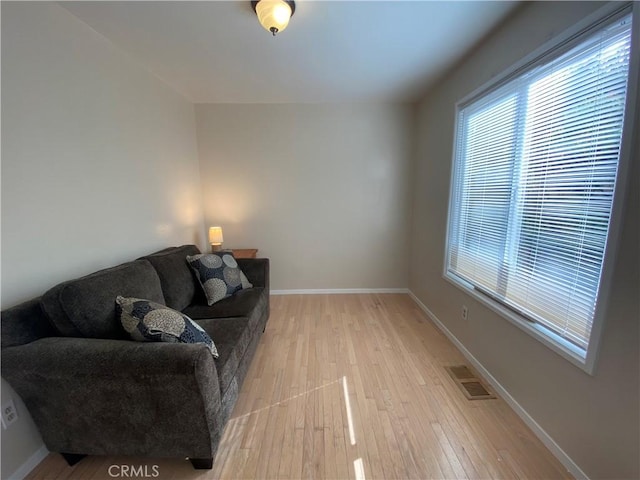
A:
[443,2,639,374]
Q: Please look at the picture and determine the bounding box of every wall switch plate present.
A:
[1,400,18,429]
[462,305,469,321]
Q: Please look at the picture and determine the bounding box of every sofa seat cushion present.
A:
[183,287,265,322]
[41,260,165,339]
[195,317,253,396]
[140,245,201,312]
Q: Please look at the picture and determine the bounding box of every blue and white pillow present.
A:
[115,296,218,357]
[186,252,253,306]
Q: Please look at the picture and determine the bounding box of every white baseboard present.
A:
[407,291,588,480]
[8,444,48,480]
[270,288,409,295]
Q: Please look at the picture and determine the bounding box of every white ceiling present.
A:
[60,1,519,103]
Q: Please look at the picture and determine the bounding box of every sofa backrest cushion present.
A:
[41,259,165,339]
[1,297,56,348]
[141,244,201,312]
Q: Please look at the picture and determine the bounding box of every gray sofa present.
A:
[1,245,269,470]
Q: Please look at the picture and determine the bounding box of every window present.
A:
[445,7,634,369]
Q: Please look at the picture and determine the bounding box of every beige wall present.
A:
[409,2,639,479]
[196,104,413,291]
[1,3,205,477]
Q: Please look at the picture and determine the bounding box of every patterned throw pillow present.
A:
[186,252,253,306]
[115,296,218,357]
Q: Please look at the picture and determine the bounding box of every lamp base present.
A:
[211,244,223,253]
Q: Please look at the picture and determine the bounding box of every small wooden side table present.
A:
[232,249,258,259]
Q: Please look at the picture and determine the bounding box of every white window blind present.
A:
[446,12,632,353]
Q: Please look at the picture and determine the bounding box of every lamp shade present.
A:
[208,226,224,245]
[254,0,294,35]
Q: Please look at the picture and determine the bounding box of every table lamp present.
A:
[209,226,224,252]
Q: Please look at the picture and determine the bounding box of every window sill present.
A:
[443,272,595,375]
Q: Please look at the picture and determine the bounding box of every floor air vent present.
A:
[445,365,496,400]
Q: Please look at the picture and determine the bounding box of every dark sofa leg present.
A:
[190,458,213,469]
[61,453,86,466]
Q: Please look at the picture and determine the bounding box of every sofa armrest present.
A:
[237,258,269,292]
[1,337,222,458]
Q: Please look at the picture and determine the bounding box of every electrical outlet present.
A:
[1,400,18,429]
[462,305,469,321]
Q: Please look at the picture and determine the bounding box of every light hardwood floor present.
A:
[26,294,572,480]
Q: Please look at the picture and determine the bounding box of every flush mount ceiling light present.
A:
[251,0,295,36]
